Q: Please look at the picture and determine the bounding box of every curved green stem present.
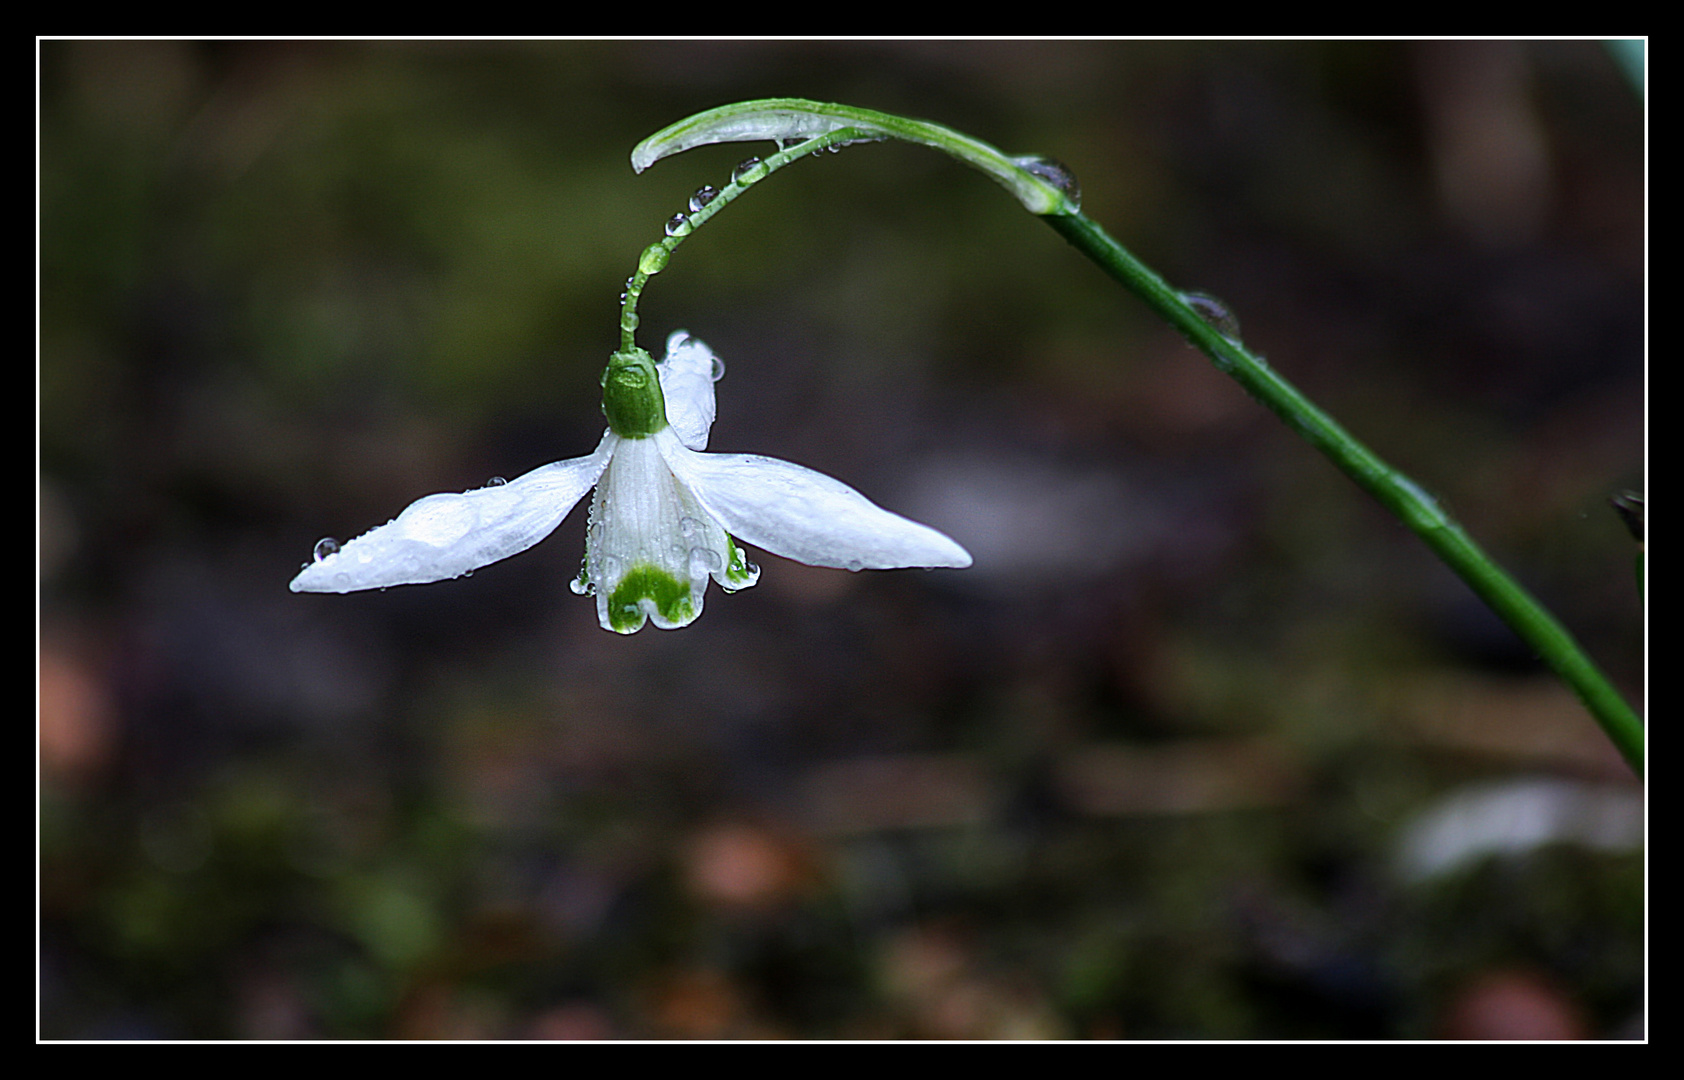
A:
[1045,213,1642,775]
[629,99,1644,775]
[619,124,879,352]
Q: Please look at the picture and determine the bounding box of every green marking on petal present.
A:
[724,536,757,589]
[608,562,695,632]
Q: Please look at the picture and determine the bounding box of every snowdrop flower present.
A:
[291,332,971,633]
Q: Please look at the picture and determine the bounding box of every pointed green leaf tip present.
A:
[631,98,1080,216]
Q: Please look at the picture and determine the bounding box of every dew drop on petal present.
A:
[710,356,725,382]
[1012,155,1082,212]
[689,547,723,579]
[1179,291,1243,342]
[313,537,340,562]
[570,574,592,596]
[486,476,507,487]
[688,185,718,213]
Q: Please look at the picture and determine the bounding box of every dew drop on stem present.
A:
[689,185,718,213]
[732,157,766,185]
[1012,155,1082,212]
[1179,291,1243,342]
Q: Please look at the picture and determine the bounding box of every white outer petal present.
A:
[291,432,616,593]
[656,429,972,570]
[657,331,717,451]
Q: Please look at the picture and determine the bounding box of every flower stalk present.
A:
[631,98,1642,775]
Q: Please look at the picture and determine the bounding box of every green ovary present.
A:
[607,563,695,633]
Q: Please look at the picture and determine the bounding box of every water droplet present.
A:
[665,212,691,238]
[1012,155,1082,212]
[732,157,765,185]
[679,516,701,539]
[638,243,670,275]
[620,311,640,332]
[688,185,718,213]
[1179,291,1242,342]
[486,476,507,487]
[846,559,864,572]
[710,356,725,382]
[313,537,340,562]
[690,547,723,579]
[570,574,592,596]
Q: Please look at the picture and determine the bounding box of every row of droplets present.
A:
[621,133,885,343]
[622,154,782,336]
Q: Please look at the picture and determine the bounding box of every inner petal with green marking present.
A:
[578,431,759,633]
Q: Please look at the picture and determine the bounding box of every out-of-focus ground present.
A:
[40,40,1643,1040]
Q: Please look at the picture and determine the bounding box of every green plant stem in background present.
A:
[1044,212,1643,776]
[632,100,1644,776]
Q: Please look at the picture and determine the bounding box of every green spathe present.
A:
[602,347,667,439]
[608,562,694,633]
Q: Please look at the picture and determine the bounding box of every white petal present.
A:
[656,429,972,571]
[657,331,718,451]
[291,433,615,593]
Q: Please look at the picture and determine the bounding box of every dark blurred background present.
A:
[39,40,1644,1040]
